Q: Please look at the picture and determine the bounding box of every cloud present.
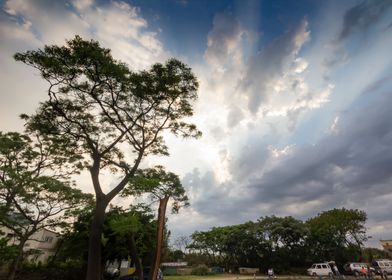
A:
[230,18,333,131]
[204,13,245,71]
[2,0,165,68]
[338,0,392,41]
[247,89,392,221]
[72,0,93,11]
[0,0,166,132]
[175,89,392,244]
[239,19,311,114]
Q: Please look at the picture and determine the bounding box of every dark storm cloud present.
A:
[227,133,275,181]
[184,87,392,231]
[182,169,248,224]
[338,0,392,41]
[247,90,392,217]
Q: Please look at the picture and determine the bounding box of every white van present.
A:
[307,263,333,276]
[372,259,392,275]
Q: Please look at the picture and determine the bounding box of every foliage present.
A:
[54,204,159,267]
[191,264,212,275]
[0,132,93,235]
[0,237,18,266]
[306,208,367,263]
[0,131,93,279]
[188,208,368,273]
[53,207,93,268]
[123,166,189,280]
[15,36,201,279]
[15,35,201,183]
[104,205,158,264]
[258,216,308,271]
[123,166,189,212]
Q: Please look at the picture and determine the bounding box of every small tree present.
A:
[0,132,93,280]
[15,36,200,280]
[172,235,192,255]
[105,206,150,280]
[123,166,189,280]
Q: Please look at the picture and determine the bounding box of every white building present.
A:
[0,227,60,263]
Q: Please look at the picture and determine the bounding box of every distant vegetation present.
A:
[174,208,388,274]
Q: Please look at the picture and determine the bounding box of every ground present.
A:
[165,275,384,280]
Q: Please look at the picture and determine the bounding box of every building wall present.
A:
[0,227,60,263]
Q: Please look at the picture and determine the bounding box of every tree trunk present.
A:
[129,233,143,280]
[8,237,27,280]
[86,198,108,280]
[149,197,169,280]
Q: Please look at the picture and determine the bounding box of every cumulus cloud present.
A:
[2,0,165,68]
[204,13,245,72]
[0,0,165,132]
[232,18,332,131]
[239,19,310,114]
[174,89,392,244]
[72,0,93,11]
[248,88,392,224]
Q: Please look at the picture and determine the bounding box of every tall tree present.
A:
[0,132,92,280]
[258,216,308,270]
[123,166,189,280]
[15,36,201,280]
[306,208,367,263]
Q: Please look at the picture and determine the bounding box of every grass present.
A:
[165,275,313,280]
[165,275,241,280]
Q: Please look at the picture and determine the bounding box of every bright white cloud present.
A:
[72,0,93,11]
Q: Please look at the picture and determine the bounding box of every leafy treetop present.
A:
[15,36,201,200]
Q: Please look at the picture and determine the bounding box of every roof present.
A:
[380,240,392,251]
[161,262,187,267]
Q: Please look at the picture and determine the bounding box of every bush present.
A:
[191,264,213,275]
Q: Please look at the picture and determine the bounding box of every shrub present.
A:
[191,264,213,275]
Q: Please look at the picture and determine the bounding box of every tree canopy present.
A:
[123,166,189,280]
[15,36,201,280]
[187,208,369,273]
[0,131,93,280]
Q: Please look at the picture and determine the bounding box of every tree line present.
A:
[182,209,387,273]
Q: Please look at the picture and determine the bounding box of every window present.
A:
[322,265,328,269]
[316,265,321,269]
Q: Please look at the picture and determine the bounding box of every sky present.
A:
[1,0,392,248]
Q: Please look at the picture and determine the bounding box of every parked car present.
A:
[343,262,375,276]
[307,263,333,276]
[372,259,392,275]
